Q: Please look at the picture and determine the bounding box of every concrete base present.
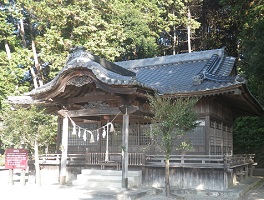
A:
[171,176,264,198]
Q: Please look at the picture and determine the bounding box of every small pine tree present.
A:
[148,94,198,196]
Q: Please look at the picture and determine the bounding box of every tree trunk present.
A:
[18,19,27,48]
[172,10,177,55]
[4,40,12,60]
[187,6,192,53]
[30,66,39,89]
[32,40,43,86]
[165,158,171,196]
[18,18,40,89]
[34,140,41,186]
[173,25,177,55]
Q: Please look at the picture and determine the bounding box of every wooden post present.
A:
[122,113,129,189]
[223,154,228,189]
[59,113,69,185]
[9,169,13,185]
[105,121,109,162]
[205,116,210,155]
[20,169,26,186]
[221,121,224,155]
[119,105,138,189]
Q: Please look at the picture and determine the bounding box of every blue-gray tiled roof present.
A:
[116,48,243,95]
[27,47,245,96]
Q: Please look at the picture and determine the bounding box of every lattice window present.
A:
[101,122,151,146]
[68,123,98,146]
[210,145,222,155]
[139,123,152,145]
[210,119,222,130]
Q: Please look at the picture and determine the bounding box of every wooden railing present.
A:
[38,153,146,166]
[225,154,255,168]
[145,154,224,165]
[145,154,255,168]
[38,153,254,168]
[85,152,145,166]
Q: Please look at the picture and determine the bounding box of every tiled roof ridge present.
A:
[207,54,223,74]
[66,46,136,77]
[131,58,207,70]
[192,53,239,85]
[116,48,225,69]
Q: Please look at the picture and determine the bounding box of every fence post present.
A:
[85,148,89,164]
[9,169,13,185]
[223,154,228,190]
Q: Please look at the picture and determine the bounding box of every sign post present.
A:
[5,149,28,185]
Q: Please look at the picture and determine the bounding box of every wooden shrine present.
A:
[8,46,263,190]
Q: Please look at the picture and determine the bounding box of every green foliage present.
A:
[148,94,198,157]
[0,51,30,109]
[117,0,160,59]
[0,154,4,166]
[233,116,264,167]
[219,0,264,104]
[0,106,57,154]
[238,2,264,105]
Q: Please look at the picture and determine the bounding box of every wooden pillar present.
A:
[119,104,138,189]
[221,121,224,155]
[230,125,234,155]
[205,116,210,155]
[56,117,63,153]
[59,113,69,185]
[122,113,129,189]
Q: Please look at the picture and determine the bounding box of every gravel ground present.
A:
[0,184,243,200]
[1,169,263,200]
[0,183,260,200]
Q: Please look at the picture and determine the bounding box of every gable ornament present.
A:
[67,75,93,87]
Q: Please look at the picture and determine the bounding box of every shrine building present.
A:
[8,46,263,191]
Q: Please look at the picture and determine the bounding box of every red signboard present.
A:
[5,149,28,170]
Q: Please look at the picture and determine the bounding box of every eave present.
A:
[30,70,138,102]
[163,84,263,117]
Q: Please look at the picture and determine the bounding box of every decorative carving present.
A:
[235,74,247,83]
[66,46,89,64]
[81,101,110,109]
[193,71,205,86]
[67,75,93,87]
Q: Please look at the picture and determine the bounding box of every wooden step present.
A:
[73,169,142,189]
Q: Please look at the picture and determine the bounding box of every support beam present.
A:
[59,113,69,185]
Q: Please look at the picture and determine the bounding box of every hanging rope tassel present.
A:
[88,131,95,143]
[83,130,87,141]
[109,122,115,133]
[66,111,121,140]
[96,130,99,141]
[102,127,106,138]
[77,127,81,138]
[72,124,77,135]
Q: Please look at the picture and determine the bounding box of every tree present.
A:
[157,0,200,55]
[116,0,161,60]
[148,94,198,196]
[233,0,264,105]
[192,0,239,55]
[233,116,264,167]
[0,105,57,186]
